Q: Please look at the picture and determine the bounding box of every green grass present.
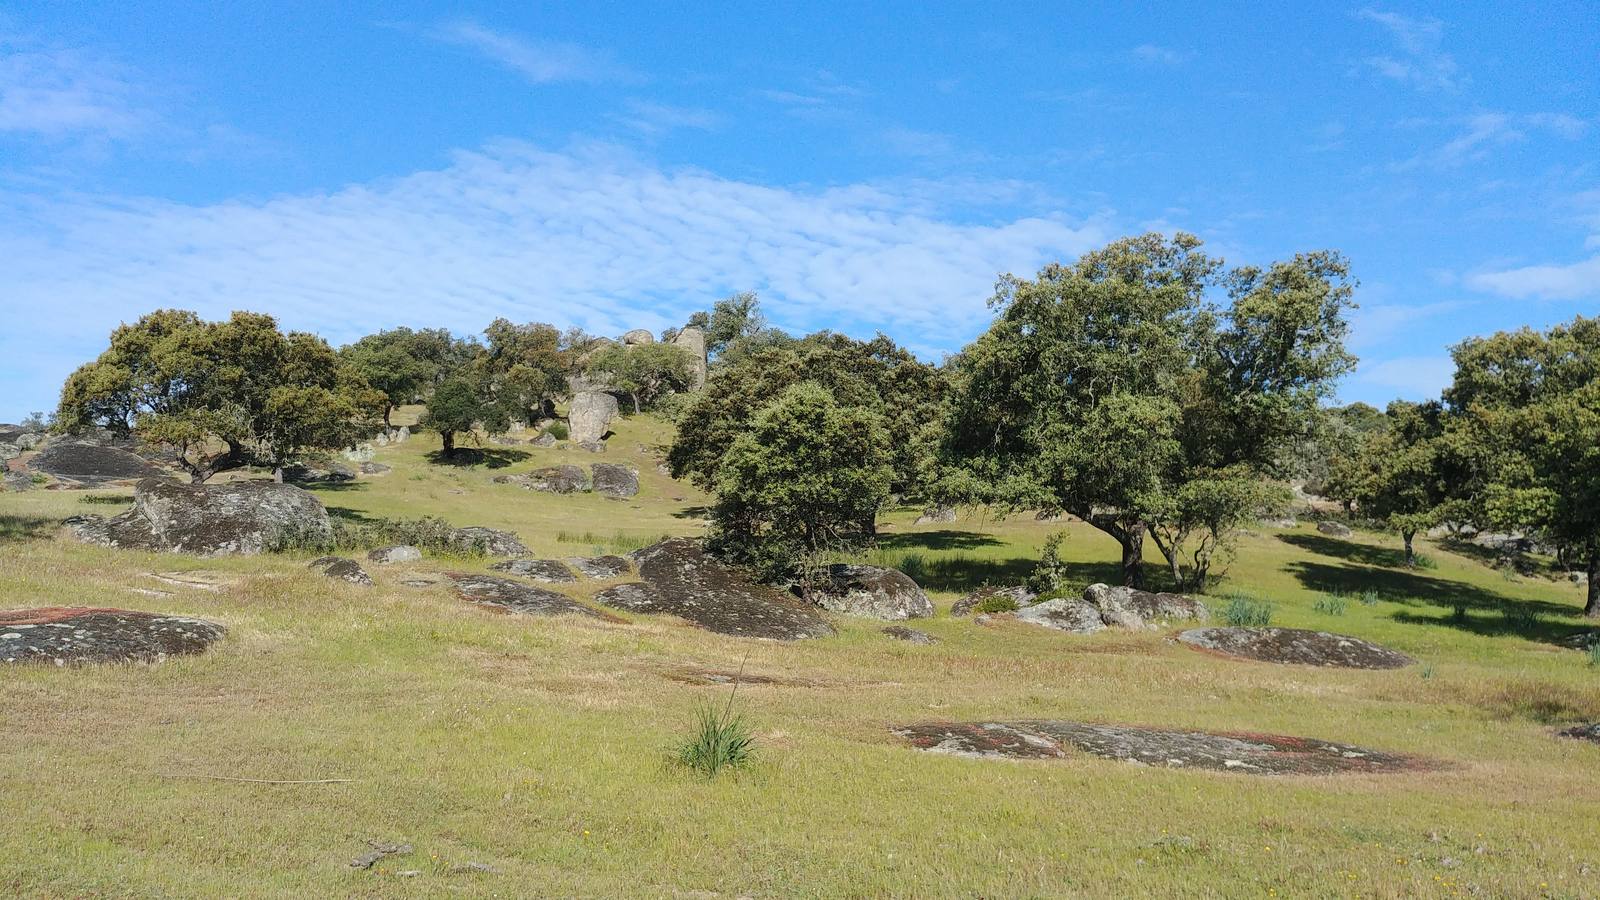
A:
[2,410,1600,896]
[1222,595,1275,626]
[674,695,756,778]
[1313,593,1348,616]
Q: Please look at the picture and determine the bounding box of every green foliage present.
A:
[674,691,755,778]
[1358,589,1381,606]
[1313,594,1347,616]
[1443,315,1600,616]
[545,421,570,441]
[973,594,1021,614]
[421,374,508,456]
[709,382,893,577]
[686,290,769,359]
[668,330,947,503]
[1221,595,1274,626]
[268,514,487,556]
[1027,531,1071,595]
[584,342,697,412]
[1587,643,1600,669]
[56,310,383,482]
[944,233,1356,589]
[477,319,580,423]
[340,327,469,422]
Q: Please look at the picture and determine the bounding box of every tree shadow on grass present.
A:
[326,507,388,525]
[298,480,370,493]
[671,505,711,520]
[1285,559,1587,645]
[1277,532,1411,569]
[0,514,56,544]
[880,530,1006,552]
[425,448,529,469]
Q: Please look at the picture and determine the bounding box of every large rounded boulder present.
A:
[27,441,164,487]
[67,476,331,556]
[809,565,933,620]
[568,391,619,444]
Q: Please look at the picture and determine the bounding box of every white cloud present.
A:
[612,100,719,136]
[1391,112,1585,171]
[1356,9,1461,91]
[430,20,634,84]
[0,42,149,138]
[1348,300,1467,350]
[1466,255,1600,300]
[1356,356,1455,400]
[1131,44,1192,66]
[0,141,1109,415]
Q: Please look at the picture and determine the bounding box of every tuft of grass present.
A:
[1586,644,1600,669]
[1420,663,1435,680]
[1313,594,1347,616]
[1502,604,1540,631]
[674,674,756,778]
[1412,553,1438,570]
[1358,589,1381,606]
[545,421,570,441]
[1221,595,1273,627]
[973,595,1021,614]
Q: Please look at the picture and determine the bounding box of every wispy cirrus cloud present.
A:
[0,141,1108,415]
[1392,112,1589,171]
[1131,44,1193,66]
[612,100,720,136]
[1356,9,1462,92]
[1467,255,1600,300]
[0,40,150,139]
[429,20,637,84]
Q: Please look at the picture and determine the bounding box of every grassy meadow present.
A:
[2,411,1599,897]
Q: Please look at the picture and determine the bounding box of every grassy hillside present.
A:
[2,413,1598,897]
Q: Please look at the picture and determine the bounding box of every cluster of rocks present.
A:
[450,573,613,620]
[807,565,933,620]
[487,555,632,583]
[1,606,226,666]
[0,423,48,464]
[954,583,1208,635]
[893,720,1432,775]
[492,463,638,498]
[594,538,835,640]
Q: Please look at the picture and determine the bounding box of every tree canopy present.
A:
[944,233,1356,590]
[57,310,383,481]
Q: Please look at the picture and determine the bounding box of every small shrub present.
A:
[545,422,570,441]
[1027,531,1070,595]
[1412,553,1438,570]
[1222,595,1273,627]
[78,493,133,505]
[674,687,755,778]
[1313,594,1347,616]
[1358,589,1381,606]
[1420,663,1435,680]
[973,595,1021,614]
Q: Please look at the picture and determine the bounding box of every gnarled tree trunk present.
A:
[1586,537,1598,619]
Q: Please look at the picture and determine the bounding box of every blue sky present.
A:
[2,2,1597,420]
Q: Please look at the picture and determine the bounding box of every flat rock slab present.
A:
[592,538,834,641]
[488,558,576,583]
[1,607,225,665]
[1560,723,1600,744]
[565,555,631,579]
[27,442,164,486]
[893,721,1431,775]
[448,573,613,620]
[1179,627,1414,669]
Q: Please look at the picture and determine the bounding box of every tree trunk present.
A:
[1586,538,1599,618]
[631,392,641,414]
[442,431,455,456]
[383,406,392,427]
[1120,525,1146,589]
[1403,529,1417,568]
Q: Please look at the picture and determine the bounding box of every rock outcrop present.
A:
[568,391,618,445]
[489,558,577,583]
[913,507,957,525]
[308,556,373,586]
[622,329,655,345]
[952,585,1036,616]
[1179,626,1414,669]
[446,527,529,557]
[593,538,834,640]
[67,477,331,556]
[496,465,588,494]
[1,607,226,665]
[565,555,631,579]
[591,463,639,498]
[1316,521,1353,538]
[449,573,610,619]
[1014,598,1107,634]
[1083,584,1208,630]
[27,442,164,487]
[893,720,1433,775]
[882,625,938,644]
[808,565,933,620]
[672,326,708,389]
[368,545,421,565]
